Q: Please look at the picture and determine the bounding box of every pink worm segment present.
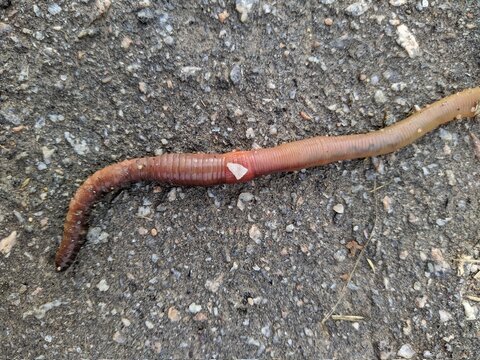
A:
[55,87,480,271]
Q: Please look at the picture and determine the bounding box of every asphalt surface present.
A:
[1,1,479,359]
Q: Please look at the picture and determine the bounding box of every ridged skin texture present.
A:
[56,87,480,271]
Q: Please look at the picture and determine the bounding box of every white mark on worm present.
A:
[227,163,248,180]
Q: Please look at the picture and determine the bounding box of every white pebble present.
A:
[397,343,416,359]
[64,132,89,156]
[167,188,177,202]
[462,301,477,320]
[145,320,154,329]
[96,279,109,292]
[333,203,344,214]
[391,82,407,92]
[235,0,258,23]
[438,128,453,141]
[48,3,62,15]
[345,1,370,16]
[396,24,420,58]
[188,302,202,314]
[42,146,55,164]
[374,90,387,104]
[113,331,126,344]
[389,0,407,5]
[0,231,17,257]
[249,225,263,244]
[445,170,456,186]
[416,0,429,11]
[137,205,151,217]
[439,310,453,323]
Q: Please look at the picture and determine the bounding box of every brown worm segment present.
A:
[55,87,480,271]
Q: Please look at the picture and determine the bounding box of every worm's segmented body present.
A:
[56,87,480,271]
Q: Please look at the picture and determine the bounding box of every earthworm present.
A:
[55,87,480,271]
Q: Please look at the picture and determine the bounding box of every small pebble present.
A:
[439,310,452,323]
[431,248,450,271]
[415,295,428,308]
[41,146,55,164]
[121,36,133,49]
[22,300,63,320]
[113,331,126,344]
[193,312,208,321]
[249,225,262,244]
[374,90,387,104]
[47,3,62,15]
[267,80,276,89]
[64,132,89,156]
[145,320,154,329]
[0,231,17,257]
[96,279,109,292]
[333,203,344,214]
[237,192,254,210]
[138,227,148,235]
[180,66,201,77]
[462,301,477,320]
[402,319,412,336]
[334,248,347,262]
[304,327,314,337]
[416,0,429,11]
[188,303,202,314]
[391,82,407,92]
[167,188,177,201]
[345,1,370,17]
[86,227,109,245]
[218,10,230,23]
[396,24,420,58]
[246,127,255,139]
[137,8,154,23]
[37,162,47,171]
[445,170,456,186]
[382,196,393,214]
[435,218,451,227]
[205,274,224,293]
[389,0,407,5]
[138,82,147,94]
[95,0,111,18]
[324,18,333,26]
[32,5,42,16]
[397,344,416,359]
[438,128,453,141]
[408,213,420,224]
[137,205,151,217]
[167,306,181,322]
[236,0,258,23]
